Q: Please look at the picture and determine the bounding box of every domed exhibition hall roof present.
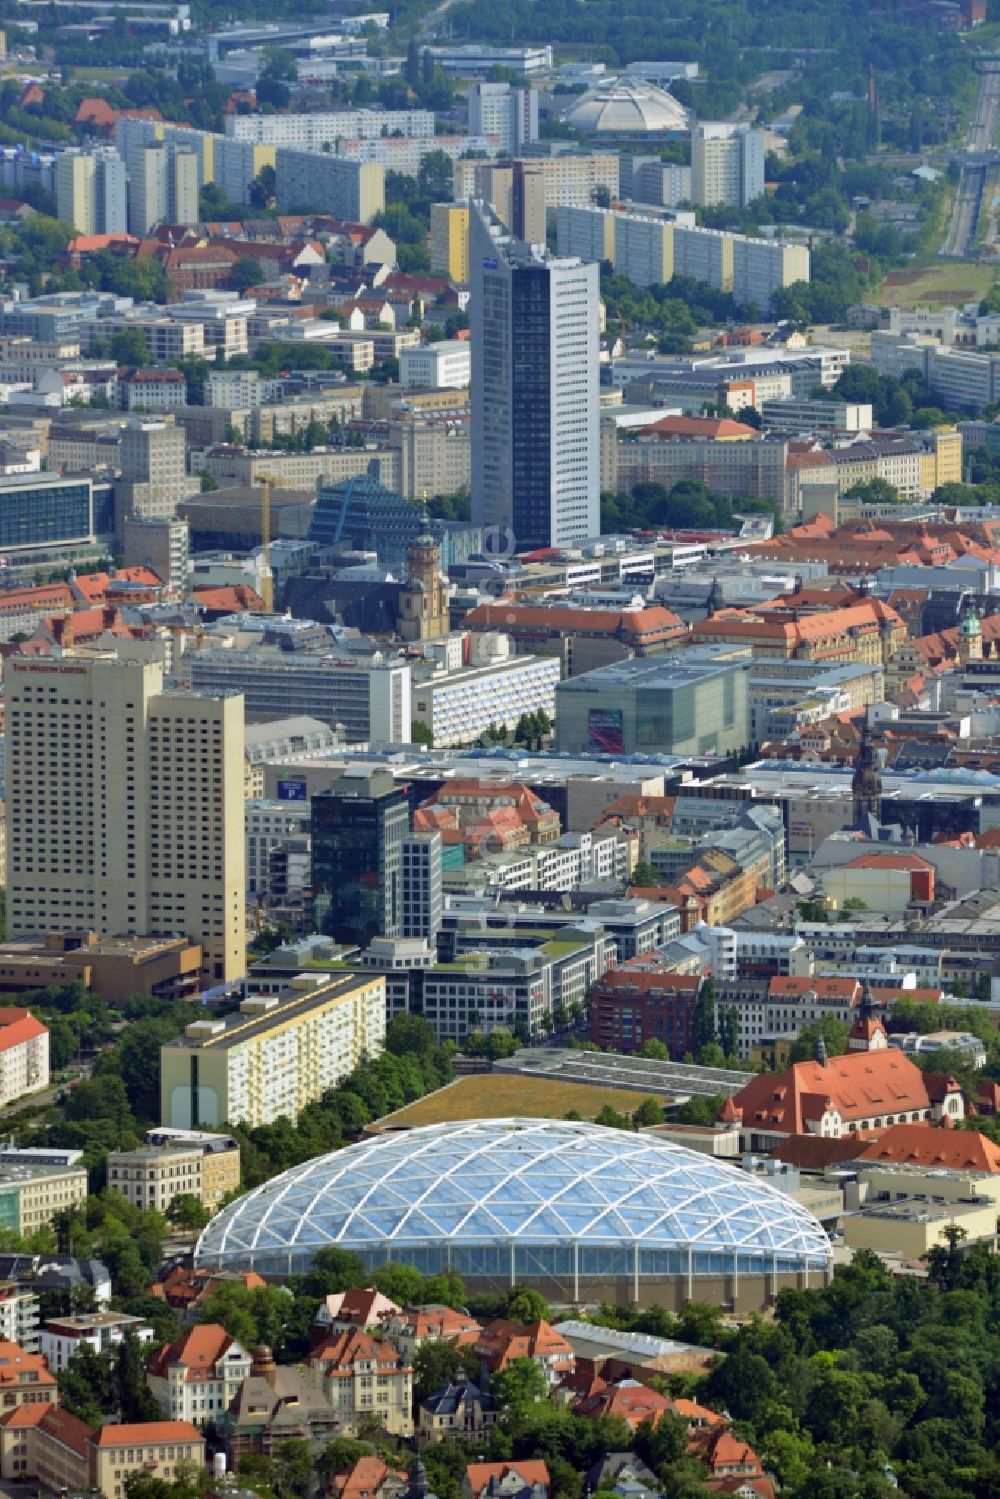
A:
[195,1118,831,1275]
[562,77,689,135]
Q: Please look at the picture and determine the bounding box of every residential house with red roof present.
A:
[146,1325,251,1426]
[308,1330,413,1436]
[463,1462,550,1499]
[0,1342,58,1408]
[332,1455,408,1499]
[0,1009,48,1107]
[381,1305,481,1361]
[572,1377,673,1429]
[690,1426,775,1499]
[149,1267,267,1321]
[414,782,561,852]
[314,1288,401,1338]
[473,1321,574,1389]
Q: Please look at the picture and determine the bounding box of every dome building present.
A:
[195,1118,831,1311]
[562,77,689,137]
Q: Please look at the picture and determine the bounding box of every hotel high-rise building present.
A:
[470,199,600,549]
[4,655,245,982]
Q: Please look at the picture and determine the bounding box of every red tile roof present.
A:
[93,1421,202,1446]
[465,1463,550,1499]
[858,1122,1000,1172]
[725,1047,958,1135]
[147,1324,238,1381]
[573,1378,672,1429]
[0,1010,47,1053]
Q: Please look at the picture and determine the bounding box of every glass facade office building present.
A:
[0,478,93,554]
[311,779,409,947]
[196,1118,832,1311]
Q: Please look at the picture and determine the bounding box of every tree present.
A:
[629,860,660,887]
[633,1097,663,1128]
[789,1015,849,1063]
[249,164,277,211]
[231,257,263,293]
[492,1355,548,1420]
[691,976,717,1057]
[506,1286,550,1323]
[417,149,455,203]
[109,328,151,367]
[410,718,434,747]
[114,1330,162,1421]
[413,1338,468,1401]
[166,1194,210,1232]
[639,1038,669,1060]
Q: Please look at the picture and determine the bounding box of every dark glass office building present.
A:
[311,772,409,947]
[0,477,93,554]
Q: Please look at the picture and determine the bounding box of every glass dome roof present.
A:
[196,1118,831,1272]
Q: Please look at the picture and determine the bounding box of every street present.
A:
[940,65,1000,258]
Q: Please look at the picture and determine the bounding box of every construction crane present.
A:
[259,473,274,613]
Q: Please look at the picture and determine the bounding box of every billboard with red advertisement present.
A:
[588,707,625,754]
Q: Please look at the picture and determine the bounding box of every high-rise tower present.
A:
[470,199,600,550]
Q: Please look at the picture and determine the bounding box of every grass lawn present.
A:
[872,262,1000,307]
[370,1073,661,1129]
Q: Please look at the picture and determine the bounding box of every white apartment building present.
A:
[4,656,245,983]
[411,651,560,749]
[0,1011,49,1108]
[189,647,410,742]
[40,1313,154,1373]
[399,340,471,391]
[159,973,387,1129]
[338,135,499,175]
[105,1144,203,1214]
[206,369,282,409]
[147,1327,252,1426]
[0,1287,39,1352]
[225,108,435,146]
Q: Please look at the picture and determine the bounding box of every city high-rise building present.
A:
[470,199,600,549]
[469,82,538,155]
[311,770,409,948]
[430,202,470,281]
[4,656,245,982]
[121,515,190,597]
[692,123,766,208]
[464,161,546,245]
[116,417,191,527]
[56,147,127,236]
[124,142,199,234]
[401,829,443,943]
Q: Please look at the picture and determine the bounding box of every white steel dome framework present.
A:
[196,1119,831,1309]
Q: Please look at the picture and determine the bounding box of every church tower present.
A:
[398,533,449,642]
[852,718,882,828]
[957,599,983,666]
